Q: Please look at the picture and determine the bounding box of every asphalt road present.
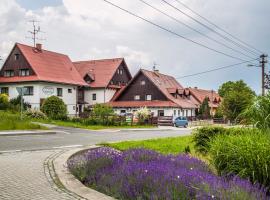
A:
[0,126,192,152]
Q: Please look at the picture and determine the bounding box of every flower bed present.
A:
[68,147,267,200]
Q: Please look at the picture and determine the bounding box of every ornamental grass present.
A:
[68,147,267,200]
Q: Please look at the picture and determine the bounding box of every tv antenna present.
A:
[153,62,159,71]
[26,20,45,47]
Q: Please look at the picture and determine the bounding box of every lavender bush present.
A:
[68,147,267,200]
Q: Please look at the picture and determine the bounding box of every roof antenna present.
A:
[26,20,46,47]
[153,62,159,73]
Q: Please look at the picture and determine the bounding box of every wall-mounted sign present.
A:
[42,87,54,95]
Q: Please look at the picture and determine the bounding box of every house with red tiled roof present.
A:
[109,69,197,117]
[188,87,222,116]
[0,43,89,115]
[73,58,132,107]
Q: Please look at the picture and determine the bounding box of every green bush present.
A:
[209,131,270,189]
[24,109,47,119]
[0,93,9,110]
[9,95,31,112]
[192,126,262,154]
[41,96,67,120]
[192,126,227,154]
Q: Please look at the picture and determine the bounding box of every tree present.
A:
[135,107,151,124]
[219,80,255,121]
[0,94,9,110]
[41,96,67,120]
[198,97,210,119]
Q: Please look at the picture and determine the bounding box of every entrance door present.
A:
[158,110,164,117]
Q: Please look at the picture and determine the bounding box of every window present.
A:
[4,70,14,77]
[0,87,9,95]
[68,89,72,93]
[57,88,63,97]
[140,80,146,85]
[146,94,152,101]
[92,93,96,101]
[134,95,140,100]
[178,110,180,116]
[14,54,19,60]
[24,86,33,96]
[118,69,123,75]
[19,69,30,76]
[174,110,176,116]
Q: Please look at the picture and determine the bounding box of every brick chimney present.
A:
[36,43,42,51]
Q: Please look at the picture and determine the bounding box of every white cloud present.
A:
[0,0,269,93]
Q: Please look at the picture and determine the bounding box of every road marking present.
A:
[52,145,83,149]
[0,150,22,154]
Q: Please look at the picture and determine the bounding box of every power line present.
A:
[176,59,258,79]
[102,0,256,62]
[161,0,259,57]
[174,0,264,54]
[138,0,256,60]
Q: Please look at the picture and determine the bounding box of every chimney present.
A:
[36,43,42,51]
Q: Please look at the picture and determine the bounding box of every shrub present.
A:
[41,96,67,120]
[192,126,227,154]
[135,107,151,124]
[9,95,31,112]
[0,93,9,110]
[68,147,267,200]
[209,132,270,190]
[24,109,47,120]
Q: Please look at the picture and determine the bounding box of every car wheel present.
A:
[184,124,188,128]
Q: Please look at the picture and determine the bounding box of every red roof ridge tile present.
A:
[73,58,124,64]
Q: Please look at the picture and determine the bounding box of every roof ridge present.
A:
[73,58,124,63]
[16,43,69,57]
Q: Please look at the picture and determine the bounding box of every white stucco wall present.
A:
[0,82,78,115]
[84,88,116,105]
[113,107,195,117]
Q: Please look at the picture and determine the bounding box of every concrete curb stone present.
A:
[53,146,115,200]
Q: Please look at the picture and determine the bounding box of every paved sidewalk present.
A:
[0,150,75,200]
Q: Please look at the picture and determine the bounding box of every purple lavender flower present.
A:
[68,147,268,200]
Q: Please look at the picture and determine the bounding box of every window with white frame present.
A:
[0,87,9,95]
[19,69,30,76]
[140,80,146,85]
[134,95,140,100]
[92,93,97,101]
[4,70,14,77]
[24,86,33,96]
[146,94,152,101]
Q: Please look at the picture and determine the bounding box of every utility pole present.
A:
[260,54,268,96]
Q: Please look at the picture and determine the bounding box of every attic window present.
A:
[118,69,123,75]
[4,70,14,77]
[141,80,146,85]
[19,69,30,76]
[14,54,19,60]
[134,95,140,100]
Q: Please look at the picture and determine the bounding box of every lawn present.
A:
[36,119,156,130]
[102,135,194,155]
[0,111,47,131]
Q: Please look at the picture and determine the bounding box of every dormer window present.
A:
[19,69,30,76]
[14,54,19,60]
[4,70,14,77]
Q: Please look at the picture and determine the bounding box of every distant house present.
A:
[188,87,222,116]
[73,58,132,112]
[109,69,197,117]
[0,43,88,115]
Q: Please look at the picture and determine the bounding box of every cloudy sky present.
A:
[0,0,269,93]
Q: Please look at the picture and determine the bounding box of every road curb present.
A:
[0,130,58,137]
[53,146,115,200]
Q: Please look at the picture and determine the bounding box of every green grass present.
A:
[0,111,47,131]
[35,119,155,130]
[102,135,194,155]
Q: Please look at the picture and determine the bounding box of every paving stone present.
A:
[0,150,76,200]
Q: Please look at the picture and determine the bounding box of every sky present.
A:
[0,0,269,93]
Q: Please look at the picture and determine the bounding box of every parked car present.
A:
[173,116,188,128]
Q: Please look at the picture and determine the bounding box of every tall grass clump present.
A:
[0,111,44,130]
[210,131,270,190]
[68,147,268,200]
